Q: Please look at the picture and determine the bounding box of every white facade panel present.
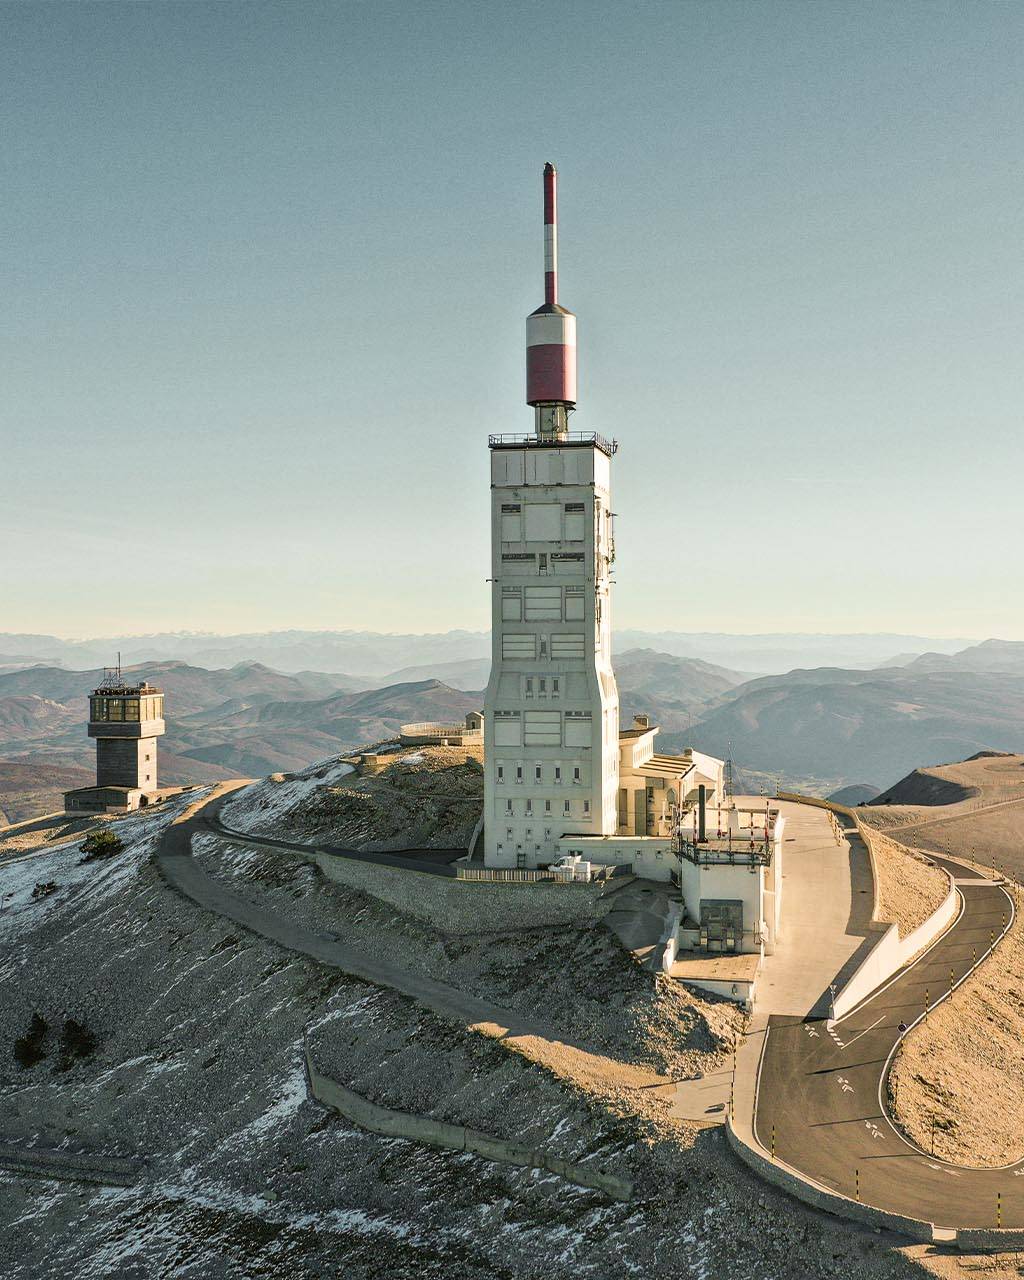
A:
[484,441,620,868]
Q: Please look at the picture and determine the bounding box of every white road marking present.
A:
[839,1015,886,1048]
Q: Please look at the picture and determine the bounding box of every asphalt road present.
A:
[756,857,1021,1228]
[208,812,466,877]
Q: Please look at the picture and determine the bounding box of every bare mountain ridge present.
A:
[0,628,973,678]
[685,667,1024,794]
[6,640,1024,816]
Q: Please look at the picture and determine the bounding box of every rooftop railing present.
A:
[488,432,618,456]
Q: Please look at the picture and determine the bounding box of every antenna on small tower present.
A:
[724,741,734,801]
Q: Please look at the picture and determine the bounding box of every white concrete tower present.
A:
[483,164,620,868]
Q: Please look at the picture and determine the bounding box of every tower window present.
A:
[563,799,571,816]
[525,800,533,816]
[506,800,514,815]
[583,800,591,815]
[497,765,504,783]
[554,766,561,784]
[535,765,542,782]
[525,678,533,698]
[515,765,523,783]
[573,766,581,784]
[544,799,552,813]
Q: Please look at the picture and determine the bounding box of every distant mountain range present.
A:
[678,640,1024,792]
[0,629,973,680]
[5,637,1024,823]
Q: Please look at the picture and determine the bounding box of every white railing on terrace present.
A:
[400,722,482,738]
[457,867,555,883]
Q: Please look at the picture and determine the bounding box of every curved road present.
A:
[756,856,1021,1228]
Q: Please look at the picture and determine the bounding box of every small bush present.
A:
[13,1012,49,1069]
[31,881,58,899]
[57,1017,97,1070]
[79,829,124,864]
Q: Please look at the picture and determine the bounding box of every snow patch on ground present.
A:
[399,753,425,765]
[236,1049,309,1143]
[0,790,207,944]
[222,759,355,835]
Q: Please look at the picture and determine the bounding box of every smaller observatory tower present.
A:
[64,660,167,813]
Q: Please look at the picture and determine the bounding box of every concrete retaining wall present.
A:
[288,845,612,935]
[725,1118,936,1242]
[305,1046,632,1201]
[778,792,959,1023]
[830,881,959,1021]
[956,1228,1024,1250]
[659,901,683,974]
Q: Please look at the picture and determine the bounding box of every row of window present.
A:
[90,696,163,723]
[500,794,592,822]
[496,762,583,785]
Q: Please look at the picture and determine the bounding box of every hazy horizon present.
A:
[6,2,1024,638]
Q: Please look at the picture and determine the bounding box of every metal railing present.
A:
[457,866,555,883]
[673,835,773,868]
[400,722,483,739]
[488,432,618,456]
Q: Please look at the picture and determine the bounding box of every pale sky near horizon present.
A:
[3,1,1023,640]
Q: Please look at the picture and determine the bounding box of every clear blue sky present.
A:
[3,1,1022,638]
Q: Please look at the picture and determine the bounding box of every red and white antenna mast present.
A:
[544,161,558,305]
[527,162,577,439]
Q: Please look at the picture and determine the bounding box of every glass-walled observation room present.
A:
[89,695,164,723]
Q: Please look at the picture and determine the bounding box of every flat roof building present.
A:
[64,665,168,813]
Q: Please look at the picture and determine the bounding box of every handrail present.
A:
[488,431,618,456]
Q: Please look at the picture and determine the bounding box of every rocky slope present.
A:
[2,769,934,1280]
[222,745,484,852]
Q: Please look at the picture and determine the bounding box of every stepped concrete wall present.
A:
[304,1044,632,1201]
[287,845,613,935]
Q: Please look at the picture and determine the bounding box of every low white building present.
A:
[558,798,785,960]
